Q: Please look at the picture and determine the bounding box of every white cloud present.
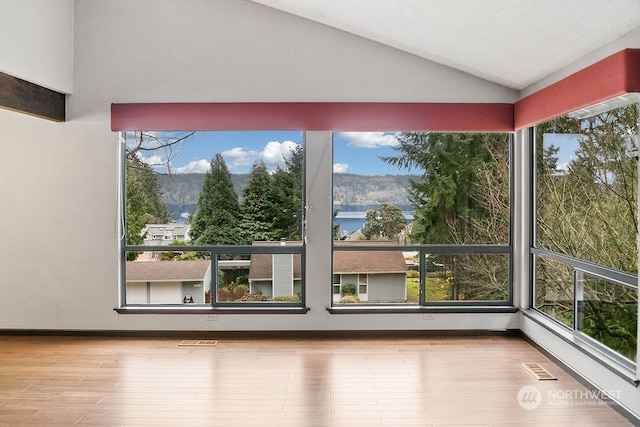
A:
[137,153,166,167]
[169,141,302,174]
[333,163,349,173]
[222,147,260,171]
[339,132,399,148]
[260,140,299,169]
[174,159,211,174]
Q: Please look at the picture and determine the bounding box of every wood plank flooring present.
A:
[0,334,633,426]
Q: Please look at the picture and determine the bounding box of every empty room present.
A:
[1,1,640,425]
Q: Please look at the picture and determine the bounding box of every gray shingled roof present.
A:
[332,250,407,274]
[332,241,407,274]
[126,260,209,282]
[248,241,406,279]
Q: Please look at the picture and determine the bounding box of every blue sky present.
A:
[542,133,582,171]
[131,130,584,176]
[132,131,409,175]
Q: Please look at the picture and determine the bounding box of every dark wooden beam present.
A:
[0,71,65,122]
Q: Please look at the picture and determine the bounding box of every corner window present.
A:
[121,131,305,309]
[533,99,639,362]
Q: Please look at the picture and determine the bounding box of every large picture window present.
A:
[121,131,305,309]
[332,131,512,307]
[533,100,639,362]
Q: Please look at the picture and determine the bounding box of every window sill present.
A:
[327,305,518,314]
[114,306,310,315]
[520,308,638,385]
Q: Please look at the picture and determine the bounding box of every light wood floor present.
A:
[0,334,633,426]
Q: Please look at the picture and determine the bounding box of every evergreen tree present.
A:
[189,154,242,245]
[382,132,510,301]
[137,163,172,223]
[127,159,172,224]
[271,145,304,240]
[361,203,406,240]
[125,162,147,260]
[361,210,382,240]
[240,161,279,242]
[382,132,506,244]
[125,155,173,260]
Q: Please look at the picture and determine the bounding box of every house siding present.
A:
[182,281,204,304]
[368,273,407,302]
[251,281,273,298]
[126,282,148,304]
[149,281,182,304]
[273,253,294,297]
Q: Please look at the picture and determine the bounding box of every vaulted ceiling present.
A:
[250,0,640,90]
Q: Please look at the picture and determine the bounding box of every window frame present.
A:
[530,99,640,372]
[117,130,309,314]
[329,132,515,312]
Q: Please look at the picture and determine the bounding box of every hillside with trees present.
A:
[332,174,416,210]
[158,172,415,220]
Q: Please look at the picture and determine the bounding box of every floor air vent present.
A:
[522,362,557,380]
[179,340,218,347]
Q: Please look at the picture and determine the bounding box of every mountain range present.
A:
[157,173,416,219]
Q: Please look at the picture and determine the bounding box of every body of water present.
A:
[334,210,414,236]
[167,205,414,237]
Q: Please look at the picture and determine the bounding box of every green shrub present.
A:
[341,283,357,296]
[407,269,419,278]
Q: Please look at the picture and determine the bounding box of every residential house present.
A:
[248,241,407,303]
[143,223,190,244]
[126,260,211,304]
[248,241,302,299]
[333,242,407,303]
[141,223,191,258]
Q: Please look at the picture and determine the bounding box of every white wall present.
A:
[0,0,533,332]
[69,0,517,122]
[0,0,73,93]
[0,109,117,329]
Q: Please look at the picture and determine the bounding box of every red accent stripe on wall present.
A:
[111,102,514,132]
[514,49,640,129]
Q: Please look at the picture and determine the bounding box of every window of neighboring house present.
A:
[332,131,512,307]
[332,274,341,297]
[121,130,305,309]
[532,99,639,363]
[333,285,341,297]
[358,274,368,298]
[358,274,367,291]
